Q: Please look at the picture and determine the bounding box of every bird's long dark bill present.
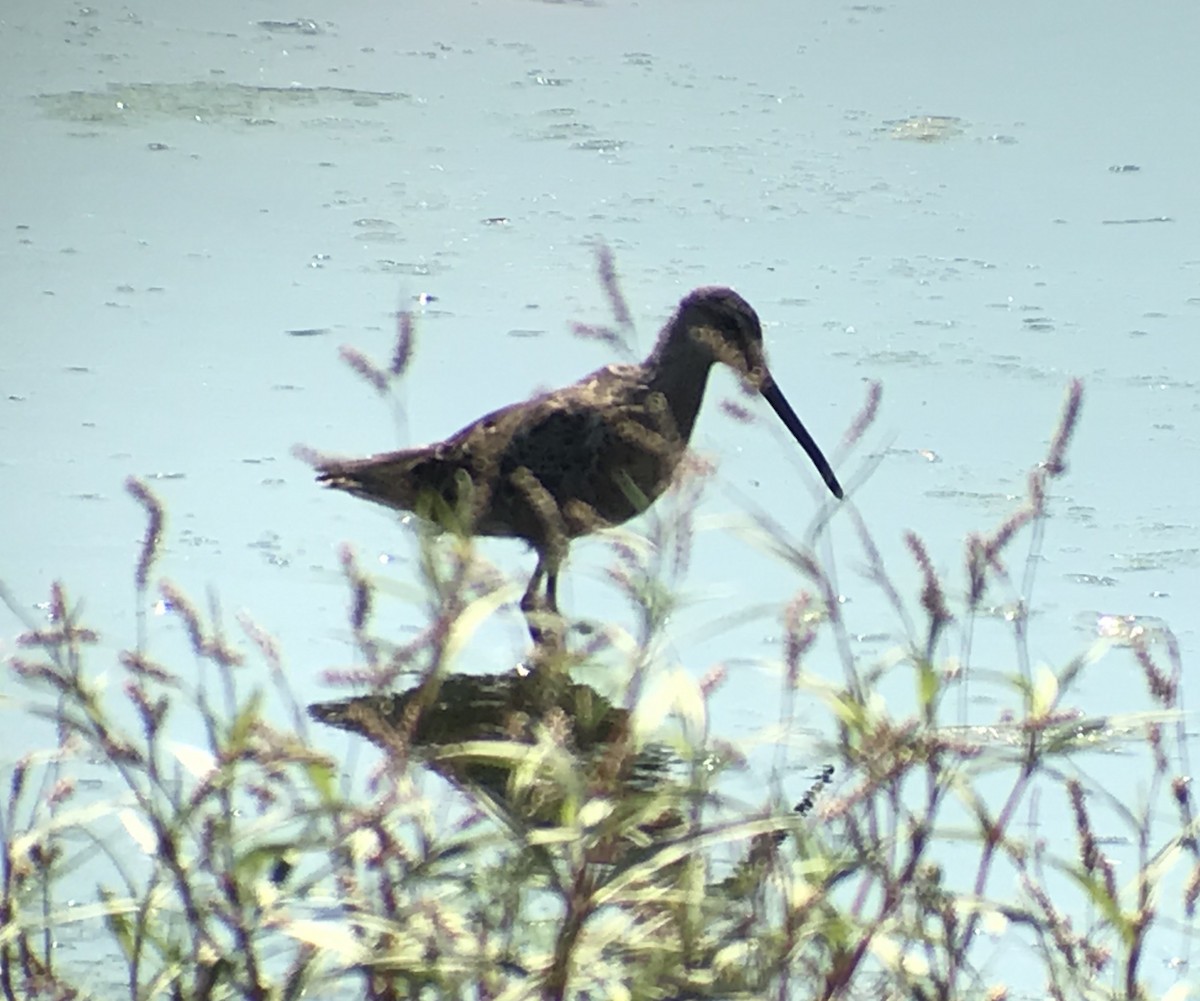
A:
[760,376,844,499]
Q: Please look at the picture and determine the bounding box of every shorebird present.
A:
[314,286,843,632]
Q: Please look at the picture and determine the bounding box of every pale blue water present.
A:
[3,0,1198,994]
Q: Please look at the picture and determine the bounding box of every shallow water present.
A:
[2,0,1198,991]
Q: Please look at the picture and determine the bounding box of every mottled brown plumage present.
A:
[316,286,842,621]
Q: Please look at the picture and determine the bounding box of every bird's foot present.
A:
[519,594,566,658]
[525,609,566,657]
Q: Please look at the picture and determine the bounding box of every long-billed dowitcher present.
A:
[315,286,842,628]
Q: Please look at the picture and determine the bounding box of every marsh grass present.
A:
[3,285,1197,1000]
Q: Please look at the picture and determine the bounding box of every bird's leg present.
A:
[521,550,564,653]
[520,557,545,617]
[509,468,569,654]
